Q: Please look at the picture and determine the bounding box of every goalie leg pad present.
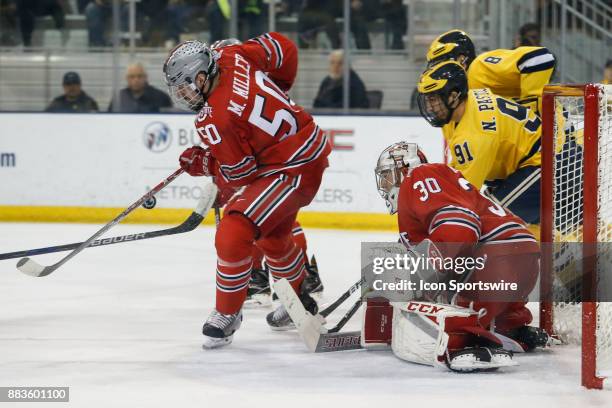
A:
[390,301,478,367]
[391,301,509,369]
[391,306,442,366]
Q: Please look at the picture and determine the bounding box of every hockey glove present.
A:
[179,146,215,177]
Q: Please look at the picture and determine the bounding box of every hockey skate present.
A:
[244,268,272,308]
[302,255,324,298]
[447,347,517,372]
[506,325,554,351]
[266,284,318,331]
[202,309,243,349]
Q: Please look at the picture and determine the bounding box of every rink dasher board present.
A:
[0,113,443,229]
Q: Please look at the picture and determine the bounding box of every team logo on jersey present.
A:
[197,103,213,122]
[143,122,172,153]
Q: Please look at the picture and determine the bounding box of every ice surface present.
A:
[0,223,610,407]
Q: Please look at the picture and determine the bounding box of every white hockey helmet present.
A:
[375,142,428,214]
[163,40,218,112]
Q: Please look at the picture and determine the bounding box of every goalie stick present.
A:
[273,278,365,352]
[0,182,218,261]
[16,168,185,277]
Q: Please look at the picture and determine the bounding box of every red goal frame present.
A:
[539,83,605,389]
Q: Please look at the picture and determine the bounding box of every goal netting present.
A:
[540,83,612,389]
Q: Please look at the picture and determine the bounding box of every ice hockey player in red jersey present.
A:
[163,33,331,348]
[208,40,324,309]
[365,142,549,371]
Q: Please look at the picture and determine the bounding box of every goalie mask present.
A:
[163,40,218,112]
[426,29,476,69]
[375,142,428,214]
[417,61,468,127]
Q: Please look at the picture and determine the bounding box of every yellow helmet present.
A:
[426,29,476,68]
[417,61,468,127]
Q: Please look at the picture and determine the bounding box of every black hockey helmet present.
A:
[426,30,476,69]
[417,61,468,127]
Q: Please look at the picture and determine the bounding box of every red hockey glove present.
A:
[179,146,215,177]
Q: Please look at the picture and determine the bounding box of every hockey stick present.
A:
[0,182,218,261]
[311,331,362,352]
[273,278,365,352]
[16,168,185,277]
[319,277,364,317]
[214,206,221,227]
[326,299,362,333]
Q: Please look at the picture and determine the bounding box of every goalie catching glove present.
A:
[179,146,216,177]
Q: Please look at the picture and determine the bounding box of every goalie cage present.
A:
[539,83,612,389]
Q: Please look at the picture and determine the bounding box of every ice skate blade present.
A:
[269,322,296,331]
[243,294,272,309]
[202,335,234,349]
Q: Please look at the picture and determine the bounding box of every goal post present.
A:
[539,83,612,389]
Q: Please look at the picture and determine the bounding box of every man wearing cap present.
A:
[46,71,99,113]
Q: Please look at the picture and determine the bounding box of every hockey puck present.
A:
[142,196,157,210]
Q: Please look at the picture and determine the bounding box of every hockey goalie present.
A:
[366,142,549,372]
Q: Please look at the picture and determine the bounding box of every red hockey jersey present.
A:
[397,163,538,255]
[194,32,330,188]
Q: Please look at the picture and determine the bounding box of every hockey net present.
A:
[540,84,612,389]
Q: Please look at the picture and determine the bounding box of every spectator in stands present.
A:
[85,0,168,47]
[239,0,264,40]
[84,0,113,47]
[604,59,612,85]
[297,0,340,49]
[16,0,68,47]
[108,62,172,113]
[313,50,369,109]
[77,0,89,14]
[207,0,230,43]
[46,71,99,113]
[381,0,407,50]
[275,0,300,17]
[298,1,378,50]
[349,0,377,50]
[167,0,195,46]
[0,0,18,46]
[515,22,541,47]
[136,0,170,47]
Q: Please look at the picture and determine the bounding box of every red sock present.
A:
[215,214,256,314]
[291,221,308,255]
[266,244,305,292]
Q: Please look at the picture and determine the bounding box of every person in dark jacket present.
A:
[46,71,99,113]
[313,50,369,109]
[108,62,172,113]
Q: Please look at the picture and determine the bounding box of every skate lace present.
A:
[207,310,235,329]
